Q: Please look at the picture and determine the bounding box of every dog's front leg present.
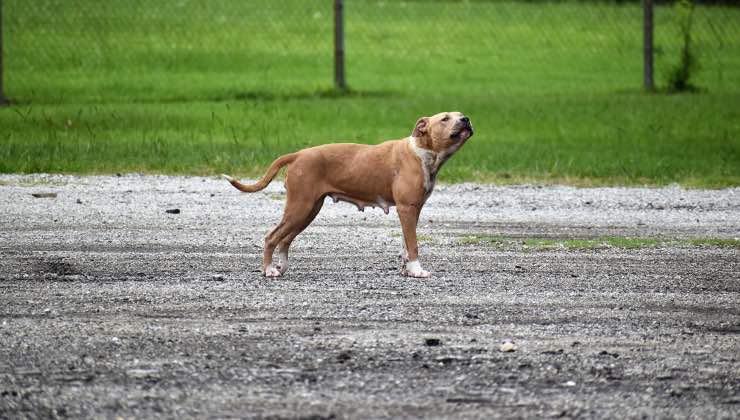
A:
[397,204,430,278]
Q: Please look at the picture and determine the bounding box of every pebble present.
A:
[424,338,442,347]
[500,341,517,352]
[127,368,158,379]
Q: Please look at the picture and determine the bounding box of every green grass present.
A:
[390,231,435,243]
[1,0,739,187]
[457,235,740,250]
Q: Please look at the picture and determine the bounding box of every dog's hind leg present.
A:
[263,196,323,277]
[262,221,285,276]
[273,199,324,275]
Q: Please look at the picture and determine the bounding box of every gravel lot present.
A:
[1,174,739,419]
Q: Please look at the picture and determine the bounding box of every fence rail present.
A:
[1,0,738,104]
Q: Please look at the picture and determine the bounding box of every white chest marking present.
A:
[408,136,453,195]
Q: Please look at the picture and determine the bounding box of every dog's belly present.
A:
[328,192,395,214]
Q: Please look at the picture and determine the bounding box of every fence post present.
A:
[0,0,7,105]
[643,0,654,91]
[334,0,347,91]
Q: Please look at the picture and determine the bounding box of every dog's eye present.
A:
[441,116,450,122]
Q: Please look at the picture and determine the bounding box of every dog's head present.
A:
[411,111,474,153]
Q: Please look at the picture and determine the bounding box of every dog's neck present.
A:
[408,136,452,194]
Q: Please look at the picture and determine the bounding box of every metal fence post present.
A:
[334,0,347,91]
[643,0,654,91]
[0,0,7,105]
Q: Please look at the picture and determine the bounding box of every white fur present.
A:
[276,249,289,274]
[264,265,281,277]
[405,260,430,278]
[408,136,458,196]
[408,137,436,193]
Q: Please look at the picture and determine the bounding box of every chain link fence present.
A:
[1,0,738,103]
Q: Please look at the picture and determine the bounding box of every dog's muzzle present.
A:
[451,118,474,140]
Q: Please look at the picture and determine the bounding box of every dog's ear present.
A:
[412,117,429,138]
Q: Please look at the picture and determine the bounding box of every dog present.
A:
[223,112,473,278]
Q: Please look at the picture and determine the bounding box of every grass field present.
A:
[1,0,739,186]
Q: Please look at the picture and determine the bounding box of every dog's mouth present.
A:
[450,126,473,141]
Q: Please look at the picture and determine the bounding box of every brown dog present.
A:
[223,111,473,277]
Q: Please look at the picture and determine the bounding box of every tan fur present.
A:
[224,112,473,277]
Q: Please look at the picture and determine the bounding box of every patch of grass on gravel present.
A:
[458,235,740,250]
[417,234,435,243]
[458,235,507,246]
[390,232,434,243]
[687,238,740,248]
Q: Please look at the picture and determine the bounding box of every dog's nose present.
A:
[460,117,470,124]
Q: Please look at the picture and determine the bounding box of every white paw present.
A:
[264,266,282,277]
[403,260,431,278]
[275,251,289,274]
[407,268,431,278]
[274,262,288,275]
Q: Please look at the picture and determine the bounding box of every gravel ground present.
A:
[1,174,739,419]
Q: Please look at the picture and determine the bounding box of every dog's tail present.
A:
[222,153,298,193]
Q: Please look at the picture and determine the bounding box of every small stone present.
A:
[76,198,83,204]
[211,274,225,281]
[563,380,576,387]
[435,356,465,364]
[127,368,158,379]
[424,338,442,347]
[165,208,180,214]
[336,351,352,363]
[599,350,619,358]
[500,341,517,352]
